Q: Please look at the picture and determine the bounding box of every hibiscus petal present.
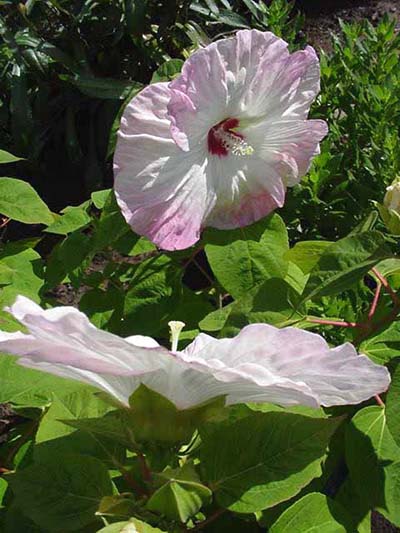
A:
[179,324,390,407]
[245,119,328,185]
[114,82,215,251]
[204,153,285,229]
[0,295,168,376]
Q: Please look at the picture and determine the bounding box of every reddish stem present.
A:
[137,452,152,484]
[372,268,399,305]
[307,317,360,328]
[368,282,382,319]
[374,394,385,407]
[119,465,148,498]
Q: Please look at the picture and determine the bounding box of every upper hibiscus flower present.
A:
[114,30,328,251]
[0,296,389,410]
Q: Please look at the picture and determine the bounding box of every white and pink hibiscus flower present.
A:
[0,296,389,410]
[114,30,328,251]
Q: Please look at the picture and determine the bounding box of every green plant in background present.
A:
[283,15,400,242]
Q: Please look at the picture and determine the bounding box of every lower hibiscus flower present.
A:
[0,296,389,410]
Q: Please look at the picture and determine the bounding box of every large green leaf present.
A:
[0,177,54,225]
[121,256,182,336]
[285,241,333,274]
[205,214,289,299]
[34,388,120,464]
[199,278,304,336]
[301,231,389,301]
[200,411,341,513]
[7,454,113,531]
[0,354,88,408]
[345,406,400,527]
[360,322,400,364]
[269,492,356,532]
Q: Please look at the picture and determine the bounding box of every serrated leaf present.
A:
[200,412,342,513]
[199,278,304,336]
[346,406,400,527]
[7,454,113,531]
[285,241,333,274]
[0,177,54,225]
[205,214,289,299]
[301,232,389,301]
[270,492,356,532]
[0,354,87,407]
[360,322,400,364]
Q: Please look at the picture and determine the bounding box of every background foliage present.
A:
[1,1,400,532]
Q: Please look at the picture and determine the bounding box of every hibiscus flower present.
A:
[0,296,389,410]
[114,30,328,251]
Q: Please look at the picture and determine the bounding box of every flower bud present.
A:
[384,178,400,213]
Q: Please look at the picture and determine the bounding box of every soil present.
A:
[297,0,400,51]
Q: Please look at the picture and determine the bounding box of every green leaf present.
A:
[200,412,342,513]
[285,241,333,274]
[151,59,184,83]
[199,278,304,336]
[269,492,356,532]
[121,256,182,336]
[91,189,111,209]
[60,75,142,100]
[0,248,44,305]
[34,388,119,463]
[205,214,288,299]
[0,354,87,407]
[360,322,400,364]
[7,454,113,531]
[345,406,400,527]
[386,361,400,448]
[97,519,165,533]
[147,464,212,522]
[45,203,91,235]
[91,191,134,252]
[0,178,54,225]
[0,149,23,164]
[301,231,389,301]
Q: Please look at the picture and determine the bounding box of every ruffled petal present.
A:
[1,296,169,376]
[245,119,328,186]
[114,82,215,251]
[204,153,285,229]
[179,324,390,407]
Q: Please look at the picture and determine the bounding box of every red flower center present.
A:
[207,118,243,157]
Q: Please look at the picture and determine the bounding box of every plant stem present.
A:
[372,268,400,305]
[368,281,382,319]
[307,317,360,328]
[190,508,226,531]
[137,452,152,484]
